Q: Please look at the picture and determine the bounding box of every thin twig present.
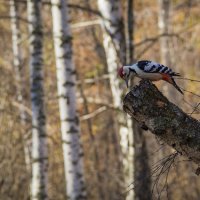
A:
[76,74,109,85]
[174,77,200,83]
[71,19,101,29]
[134,33,183,47]
[190,102,200,116]
[80,106,107,121]
[180,87,200,98]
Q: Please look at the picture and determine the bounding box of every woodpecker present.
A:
[118,60,183,94]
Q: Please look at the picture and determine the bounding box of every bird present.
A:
[118,60,183,94]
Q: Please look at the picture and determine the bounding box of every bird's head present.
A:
[118,66,131,88]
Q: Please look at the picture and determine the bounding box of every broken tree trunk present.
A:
[123,80,200,164]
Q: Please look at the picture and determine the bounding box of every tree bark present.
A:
[97,0,126,107]
[9,0,31,171]
[98,1,134,197]
[125,1,152,199]
[27,0,48,199]
[158,0,180,102]
[125,1,135,199]
[123,80,200,165]
[98,0,126,65]
[158,0,171,67]
[126,0,134,65]
[133,124,151,200]
[51,0,87,199]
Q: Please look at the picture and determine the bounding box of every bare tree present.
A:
[9,0,31,172]
[158,0,171,67]
[125,1,135,199]
[158,0,181,101]
[97,0,136,197]
[51,0,87,199]
[27,0,48,199]
[125,1,151,199]
[126,0,134,65]
[97,0,126,108]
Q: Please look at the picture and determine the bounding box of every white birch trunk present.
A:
[9,0,31,171]
[158,0,171,66]
[51,0,87,199]
[98,1,134,199]
[27,0,48,199]
[98,0,125,107]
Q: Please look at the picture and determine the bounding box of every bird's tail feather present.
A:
[171,78,183,94]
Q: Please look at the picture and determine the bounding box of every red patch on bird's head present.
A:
[118,66,124,79]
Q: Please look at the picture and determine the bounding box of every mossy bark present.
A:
[123,80,200,164]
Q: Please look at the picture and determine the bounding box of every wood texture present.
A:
[123,80,200,164]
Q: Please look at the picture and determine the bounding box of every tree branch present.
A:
[123,80,200,164]
[3,0,101,16]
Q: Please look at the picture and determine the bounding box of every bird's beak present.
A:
[125,78,129,88]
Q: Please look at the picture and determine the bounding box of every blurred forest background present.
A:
[0,0,200,200]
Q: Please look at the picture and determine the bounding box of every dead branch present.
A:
[80,106,107,121]
[123,80,200,164]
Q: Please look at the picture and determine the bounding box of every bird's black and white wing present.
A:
[137,60,180,76]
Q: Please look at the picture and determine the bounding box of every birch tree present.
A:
[158,0,171,67]
[51,0,87,199]
[97,0,125,107]
[9,0,31,171]
[97,0,134,198]
[27,0,48,199]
